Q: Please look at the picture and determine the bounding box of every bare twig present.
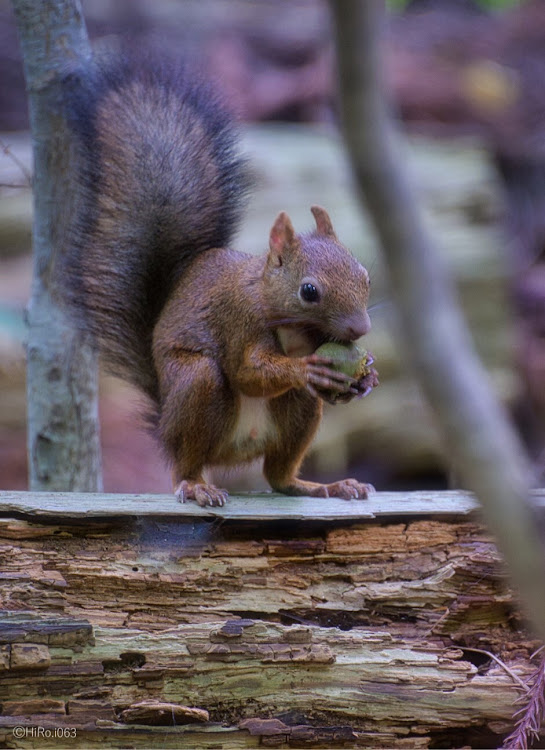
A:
[461,648,529,693]
[424,606,451,637]
[330,0,545,641]
[0,137,32,186]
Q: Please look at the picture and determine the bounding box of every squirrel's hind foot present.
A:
[270,477,374,500]
[175,480,228,507]
[323,478,375,500]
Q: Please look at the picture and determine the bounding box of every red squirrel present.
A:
[60,52,378,506]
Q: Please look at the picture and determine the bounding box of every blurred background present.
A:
[1,0,544,494]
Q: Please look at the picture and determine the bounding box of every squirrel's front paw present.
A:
[175,480,228,507]
[356,365,379,399]
[302,354,357,400]
[335,366,380,403]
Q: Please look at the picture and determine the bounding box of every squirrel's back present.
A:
[61,51,248,401]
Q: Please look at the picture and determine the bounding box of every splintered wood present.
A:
[0,489,542,748]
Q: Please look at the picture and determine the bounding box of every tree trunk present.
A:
[11,0,102,491]
[0,489,541,748]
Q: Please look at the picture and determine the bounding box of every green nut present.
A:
[314,341,370,380]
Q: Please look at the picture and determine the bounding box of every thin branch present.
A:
[461,648,529,693]
[329,0,545,641]
[0,136,32,186]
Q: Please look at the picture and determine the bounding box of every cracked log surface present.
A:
[0,489,543,748]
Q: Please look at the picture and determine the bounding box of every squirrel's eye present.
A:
[300,282,320,303]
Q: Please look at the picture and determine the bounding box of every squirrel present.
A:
[60,51,379,507]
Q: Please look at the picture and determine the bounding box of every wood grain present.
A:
[0,489,542,747]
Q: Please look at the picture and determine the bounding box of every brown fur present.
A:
[61,53,248,402]
[62,54,374,505]
[153,208,374,505]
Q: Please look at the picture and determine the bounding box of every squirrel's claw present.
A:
[303,356,359,403]
[304,362,356,394]
[297,478,374,499]
[324,478,375,499]
[175,480,228,507]
[335,366,380,403]
[356,366,379,397]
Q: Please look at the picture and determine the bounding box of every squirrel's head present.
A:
[263,207,371,351]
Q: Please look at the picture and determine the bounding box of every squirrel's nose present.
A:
[345,311,371,340]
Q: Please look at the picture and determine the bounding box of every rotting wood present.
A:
[1,488,544,521]
[0,489,542,748]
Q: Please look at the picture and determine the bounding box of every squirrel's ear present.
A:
[268,211,298,266]
[311,205,337,239]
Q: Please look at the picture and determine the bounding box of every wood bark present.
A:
[11,0,102,491]
[0,489,542,748]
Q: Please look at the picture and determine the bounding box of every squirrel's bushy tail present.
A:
[61,51,248,402]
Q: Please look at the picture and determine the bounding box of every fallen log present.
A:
[0,489,542,748]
